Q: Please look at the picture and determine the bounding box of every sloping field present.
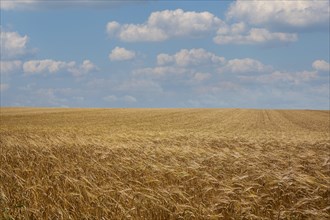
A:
[0,108,329,219]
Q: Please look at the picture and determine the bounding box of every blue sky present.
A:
[1,0,329,109]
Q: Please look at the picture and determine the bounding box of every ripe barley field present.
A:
[0,108,329,219]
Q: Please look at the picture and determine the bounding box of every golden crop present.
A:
[0,108,329,219]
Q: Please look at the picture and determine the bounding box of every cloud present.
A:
[69,60,99,77]
[227,0,330,31]
[0,83,10,92]
[0,31,29,58]
[132,48,226,85]
[191,72,211,82]
[1,0,37,10]
[135,49,272,84]
[157,54,174,66]
[23,59,74,74]
[214,27,298,45]
[240,70,318,85]
[1,30,97,77]
[312,60,330,72]
[133,66,190,79]
[258,71,318,84]
[106,21,121,35]
[157,48,225,66]
[238,60,323,85]
[23,59,98,76]
[0,60,22,74]
[106,7,308,46]
[185,72,212,85]
[81,60,97,72]
[219,58,272,74]
[106,9,223,42]
[109,47,136,61]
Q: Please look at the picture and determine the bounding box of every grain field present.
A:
[0,108,329,219]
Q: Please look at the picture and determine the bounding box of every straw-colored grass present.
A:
[0,108,329,219]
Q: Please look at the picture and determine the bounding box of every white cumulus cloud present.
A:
[191,72,211,82]
[80,60,97,72]
[23,59,98,76]
[23,59,74,74]
[214,26,297,45]
[109,47,136,61]
[135,49,273,83]
[312,60,330,72]
[227,0,329,31]
[157,48,225,66]
[133,48,224,83]
[133,66,190,79]
[69,60,99,77]
[106,9,223,42]
[219,58,272,74]
[106,21,121,35]
[1,31,29,58]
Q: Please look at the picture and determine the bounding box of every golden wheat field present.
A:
[0,108,329,219]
